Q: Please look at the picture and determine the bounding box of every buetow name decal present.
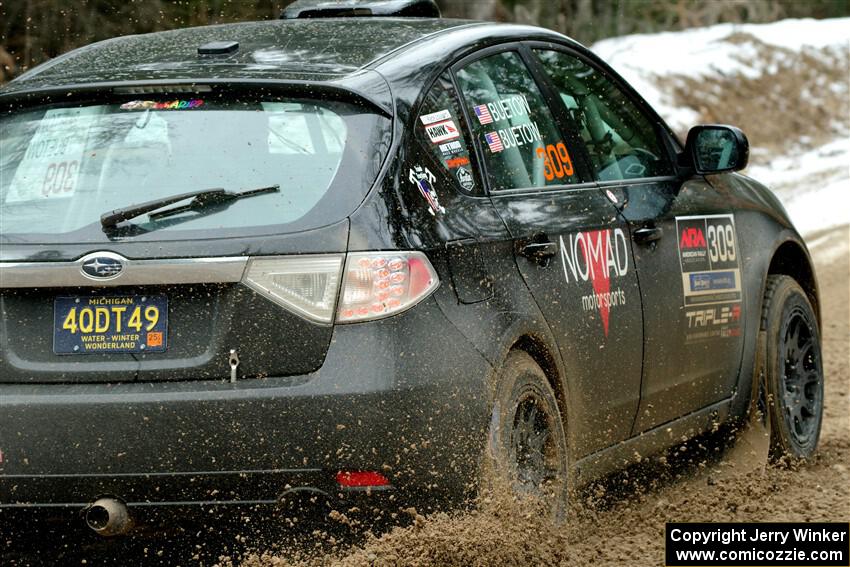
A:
[474,94,543,153]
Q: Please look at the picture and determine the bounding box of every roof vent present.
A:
[281,0,440,19]
[197,41,240,56]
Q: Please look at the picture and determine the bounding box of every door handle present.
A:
[632,226,663,245]
[519,238,558,265]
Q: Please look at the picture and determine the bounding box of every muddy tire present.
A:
[486,351,569,516]
[761,275,824,461]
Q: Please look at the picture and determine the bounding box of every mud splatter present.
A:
[239,227,849,567]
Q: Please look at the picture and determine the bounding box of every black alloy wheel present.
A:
[488,351,569,514]
[510,390,561,493]
[761,275,824,460]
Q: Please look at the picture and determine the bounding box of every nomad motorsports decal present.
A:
[559,228,630,337]
[676,214,743,341]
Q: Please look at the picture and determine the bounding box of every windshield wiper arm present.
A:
[100,185,280,229]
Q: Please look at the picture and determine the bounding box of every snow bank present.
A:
[746,138,850,236]
[591,18,850,236]
[591,17,850,132]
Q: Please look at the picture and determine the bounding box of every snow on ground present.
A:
[747,138,850,237]
[591,17,850,132]
[591,18,850,236]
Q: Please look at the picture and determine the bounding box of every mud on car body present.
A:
[0,0,823,533]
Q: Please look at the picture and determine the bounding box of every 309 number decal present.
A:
[536,142,574,181]
[41,160,79,196]
[707,223,736,263]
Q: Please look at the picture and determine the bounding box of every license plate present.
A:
[53,295,168,354]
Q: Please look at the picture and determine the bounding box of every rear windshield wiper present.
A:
[100,185,280,229]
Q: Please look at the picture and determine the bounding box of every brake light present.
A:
[336,470,390,488]
[242,252,438,324]
[242,255,344,323]
[337,251,438,323]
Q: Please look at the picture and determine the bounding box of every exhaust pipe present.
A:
[84,497,132,536]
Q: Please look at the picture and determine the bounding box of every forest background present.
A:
[2,0,849,84]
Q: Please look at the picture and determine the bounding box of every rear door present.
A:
[0,91,390,383]
[530,46,746,433]
[453,48,645,457]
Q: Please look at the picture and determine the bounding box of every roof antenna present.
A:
[198,41,240,56]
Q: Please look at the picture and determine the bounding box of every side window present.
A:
[534,49,674,182]
[455,51,582,191]
[414,72,480,195]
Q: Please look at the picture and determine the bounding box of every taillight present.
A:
[336,470,390,488]
[242,255,344,323]
[337,251,439,323]
[242,252,438,324]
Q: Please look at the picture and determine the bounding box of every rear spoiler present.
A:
[0,76,393,118]
[281,0,440,19]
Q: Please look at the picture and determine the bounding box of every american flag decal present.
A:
[473,104,493,125]
[417,179,444,215]
[485,131,504,153]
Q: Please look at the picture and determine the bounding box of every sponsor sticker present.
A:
[408,165,445,216]
[439,141,463,157]
[419,109,452,125]
[685,303,742,342]
[425,119,459,143]
[446,156,470,169]
[676,214,742,306]
[676,214,743,341]
[690,271,737,292]
[559,228,630,337]
[119,99,204,111]
[455,166,475,191]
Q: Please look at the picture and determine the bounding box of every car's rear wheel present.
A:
[761,275,824,461]
[485,351,569,516]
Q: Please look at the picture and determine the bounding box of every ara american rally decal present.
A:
[676,214,743,341]
[559,228,630,337]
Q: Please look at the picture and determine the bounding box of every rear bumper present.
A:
[0,298,493,510]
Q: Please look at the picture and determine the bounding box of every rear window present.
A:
[0,95,389,242]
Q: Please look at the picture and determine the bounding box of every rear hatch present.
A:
[0,86,391,383]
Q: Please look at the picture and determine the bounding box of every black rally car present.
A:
[0,0,823,533]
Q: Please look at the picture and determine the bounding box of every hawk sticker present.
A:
[408,165,445,216]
